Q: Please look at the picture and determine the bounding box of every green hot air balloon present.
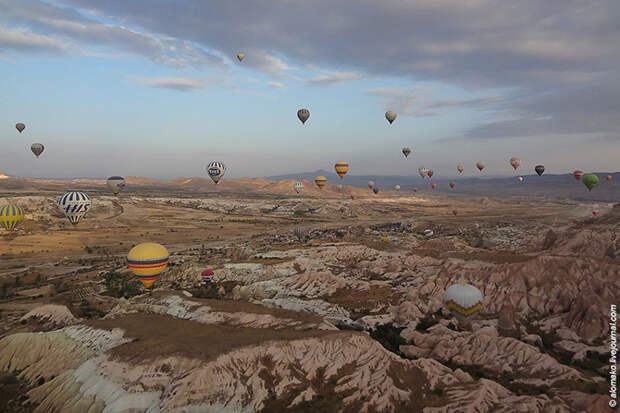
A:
[582,174,599,191]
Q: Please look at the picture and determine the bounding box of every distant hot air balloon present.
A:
[297,109,310,124]
[294,181,304,194]
[106,176,126,195]
[418,167,428,178]
[368,180,375,189]
[373,187,379,194]
[452,210,458,216]
[457,165,464,174]
[127,242,169,289]
[395,185,401,191]
[385,110,397,124]
[607,175,613,181]
[444,283,483,327]
[518,176,524,183]
[509,157,520,170]
[334,161,349,179]
[476,161,485,171]
[293,226,307,241]
[58,192,91,225]
[423,229,434,237]
[592,210,599,216]
[449,182,455,189]
[573,170,584,180]
[206,161,226,184]
[431,183,436,190]
[0,205,24,232]
[582,174,599,191]
[201,269,214,283]
[402,147,411,158]
[427,170,434,178]
[15,123,25,133]
[236,53,245,62]
[314,176,327,189]
[30,143,44,158]
[535,165,545,176]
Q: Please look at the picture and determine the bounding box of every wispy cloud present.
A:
[307,71,363,86]
[130,76,236,91]
[267,81,284,88]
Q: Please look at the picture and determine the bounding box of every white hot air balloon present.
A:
[293,181,304,194]
[394,185,401,191]
[206,161,226,184]
[443,283,483,327]
[368,180,375,189]
[58,191,91,225]
[385,110,397,124]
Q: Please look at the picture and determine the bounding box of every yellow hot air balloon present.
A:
[334,161,349,179]
[0,205,24,232]
[127,242,169,288]
[314,176,327,189]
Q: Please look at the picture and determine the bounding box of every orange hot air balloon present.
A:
[607,175,613,181]
[334,161,349,179]
[431,183,436,189]
[449,182,455,189]
[573,170,584,180]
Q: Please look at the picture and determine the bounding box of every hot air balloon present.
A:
[30,143,44,158]
[582,174,599,191]
[368,180,375,189]
[373,187,379,194]
[402,147,411,158]
[385,110,397,124]
[509,157,520,170]
[201,269,214,283]
[293,226,307,241]
[58,192,91,225]
[452,210,458,216]
[334,161,349,179]
[314,176,327,189]
[592,210,599,216]
[297,109,310,124]
[607,175,613,181]
[127,242,169,289]
[0,205,24,232]
[106,176,126,195]
[423,229,434,237]
[535,165,545,176]
[395,185,401,191]
[206,161,226,184]
[427,170,434,178]
[15,123,25,133]
[449,182,455,189]
[476,161,485,171]
[444,283,483,327]
[431,183,436,190]
[418,167,428,178]
[457,165,464,174]
[294,181,304,194]
[236,53,245,62]
[573,170,584,180]
[518,176,524,183]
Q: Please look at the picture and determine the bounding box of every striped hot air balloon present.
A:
[207,161,226,184]
[201,269,214,283]
[314,176,327,189]
[0,205,24,232]
[58,192,91,225]
[334,161,349,179]
[293,181,304,194]
[127,242,169,289]
[444,283,483,327]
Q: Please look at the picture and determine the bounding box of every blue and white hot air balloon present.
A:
[58,191,91,225]
[206,161,226,184]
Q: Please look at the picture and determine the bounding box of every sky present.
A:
[0,0,619,180]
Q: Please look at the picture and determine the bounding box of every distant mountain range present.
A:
[265,170,619,202]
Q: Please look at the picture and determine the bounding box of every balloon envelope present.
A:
[518,176,524,183]
[444,283,483,325]
[334,161,349,179]
[368,180,375,189]
[127,242,169,288]
[314,176,327,189]
[236,53,245,61]
[373,187,379,194]
[15,123,25,133]
[106,176,126,195]
[431,183,436,189]
[607,175,613,181]
[427,170,434,178]
[385,110,397,124]
[573,170,584,180]
[0,205,24,232]
[582,174,599,191]
[509,157,520,170]
[394,185,400,191]
[476,162,485,171]
[58,192,91,225]
[402,147,411,158]
[457,165,464,174]
[297,109,310,124]
[449,182,455,189]
[535,165,545,176]
[30,143,44,157]
[293,181,304,194]
[207,161,226,184]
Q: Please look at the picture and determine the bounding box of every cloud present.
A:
[0,26,75,53]
[267,81,284,88]
[131,76,235,91]
[307,71,363,86]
